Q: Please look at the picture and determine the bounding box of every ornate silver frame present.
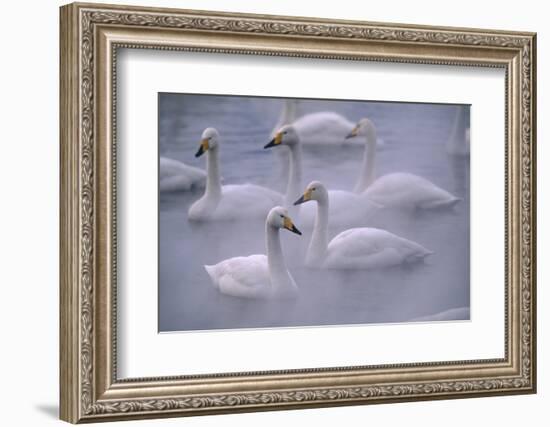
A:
[60,2,537,423]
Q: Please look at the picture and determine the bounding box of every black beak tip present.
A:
[293,226,302,236]
[195,147,204,158]
[293,195,305,206]
[264,139,276,149]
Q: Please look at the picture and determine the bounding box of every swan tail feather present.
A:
[421,196,462,210]
[446,197,462,208]
[204,264,220,290]
[406,247,433,263]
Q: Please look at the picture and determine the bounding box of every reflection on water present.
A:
[159,94,470,332]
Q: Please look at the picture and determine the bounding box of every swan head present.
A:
[195,127,220,157]
[293,181,328,205]
[267,206,302,235]
[264,124,300,149]
[345,118,376,141]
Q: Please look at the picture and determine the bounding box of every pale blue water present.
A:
[158,94,470,332]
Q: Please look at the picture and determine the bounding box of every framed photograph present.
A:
[60,2,537,423]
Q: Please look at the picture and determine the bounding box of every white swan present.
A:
[294,111,357,146]
[204,207,302,299]
[265,125,304,209]
[446,106,470,156]
[188,128,283,221]
[294,181,433,269]
[160,157,206,192]
[271,99,357,146]
[348,118,461,210]
[264,125,381,227]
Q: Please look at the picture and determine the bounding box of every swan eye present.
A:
[280,214,284,218]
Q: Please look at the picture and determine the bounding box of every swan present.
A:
[188,128,283,221]
[265,125,304,209]
[271,99,357,146]
[271,99,387,148]
[264,125,381,227]
[294,181,433,269]
[446,106,470,156]
[204,207,302,299]
[160,157,206,192]
[348,118,461,210]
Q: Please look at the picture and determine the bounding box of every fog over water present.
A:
[158,93,470,332]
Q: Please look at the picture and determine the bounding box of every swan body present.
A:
[323,227,432,269]
[204,207,301,299]
[299,189,381,228]
[189,183,283,221]
[363,172,461,209]
[293,111,356,146]
[265,125,380,226]
[294,181,432,269]
[189,128,283,221]
[160,157,206,192]
[348,118,461,210]
[205,254,272,299]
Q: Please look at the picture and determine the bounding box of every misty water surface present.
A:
[158,94,470,332]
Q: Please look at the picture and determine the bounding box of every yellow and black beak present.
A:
[283,216,302,235]
[195,139,209,157]
[293,189,312,206]
[345,125,359,139]
[264,132,283,149]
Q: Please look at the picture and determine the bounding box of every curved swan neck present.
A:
[266,223,294,295]
[353,127,377,194]
[306,196,330,266]
[285,144,303,206]
[205,147,222,198]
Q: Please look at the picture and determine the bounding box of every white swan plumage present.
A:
[265,125,381,227]
[300,189,381,228]
[204,207,302,299]
[160,157,206,192]
[188,128,283,221]
[294,181,432,269]
[293,111,356,146]
[348,118,461,210]
[271,99,356,146]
